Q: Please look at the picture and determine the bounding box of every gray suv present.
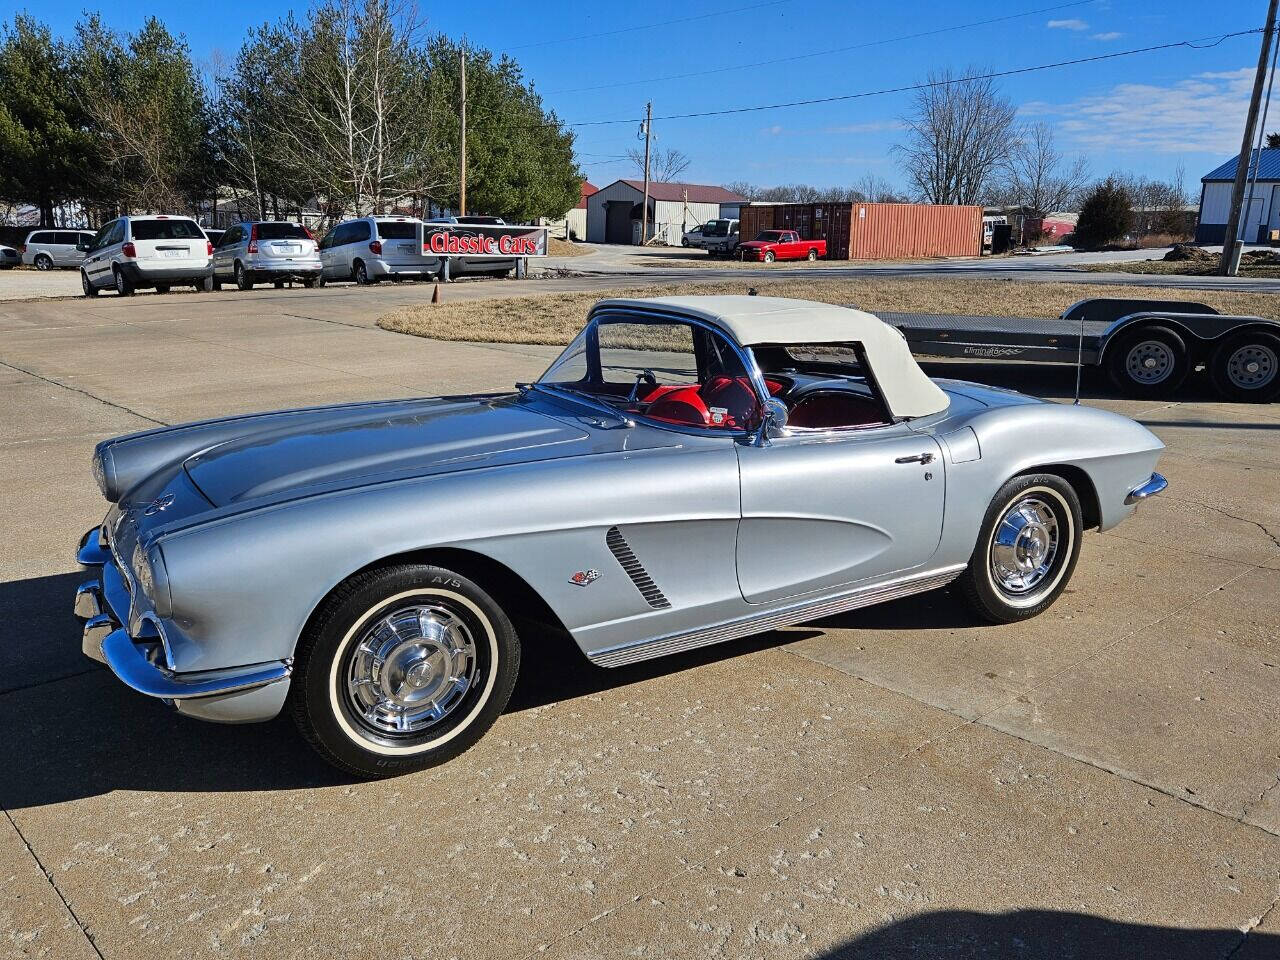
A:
[212,221,321,290]
[22,229,96,269]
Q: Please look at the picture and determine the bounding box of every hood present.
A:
[738,240,772,248]
[183,397,593,507]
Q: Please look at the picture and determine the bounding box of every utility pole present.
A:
[459,43,467,217]
[1218,0,1278,276]
[640,101,652,245]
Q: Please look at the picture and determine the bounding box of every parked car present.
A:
[702,218,740,256]
[738,229,826,263]
[212,221,321,290]
[0,244,19,268]
[80,216,212,296]
[318,216,438,285]
[21,229,97,269]
[425,215,517,277]
[681,225,705,248]
[73,295,1166,777]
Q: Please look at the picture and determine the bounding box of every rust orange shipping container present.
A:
[737,202,982,260]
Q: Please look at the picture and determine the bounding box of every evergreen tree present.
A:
[1073,178,1133,250]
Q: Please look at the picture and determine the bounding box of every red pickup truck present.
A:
[737,230,826,263]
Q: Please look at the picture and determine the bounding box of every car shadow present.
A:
[8,569,978,805]
[808,908,1278,959]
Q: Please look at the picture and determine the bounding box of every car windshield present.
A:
[257,223,309,240]
[377,222,417,239]
[704,220,734,236]
[537,314,761,431]
[130,219,203,240]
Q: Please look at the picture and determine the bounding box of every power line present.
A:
[544,0,1099,96]
[564,27,1266,127]
[505,0,796,51]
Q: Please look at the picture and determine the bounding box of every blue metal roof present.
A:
[1202,149,1280,182]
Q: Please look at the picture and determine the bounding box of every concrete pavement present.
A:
[0,291,1277,959]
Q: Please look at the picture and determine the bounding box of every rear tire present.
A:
[1209,331,1280,402]
[154,284,170,294]
[956,474,1082,624]
[1105,325,1189,398]
[81,270,98,297]
[807,248,818,261]
[290,563,520,778]
[302,276,317,288]
[113,267,133,296]
[235,262,253,291]
[354,261,374,285]
[273,279,285,289]
[316,272,327,287]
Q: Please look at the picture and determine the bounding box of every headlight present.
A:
[131,541,173,617]
[92,446,118,501]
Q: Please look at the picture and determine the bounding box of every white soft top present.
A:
[596,295,950,419]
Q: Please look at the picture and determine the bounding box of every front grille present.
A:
[605,527,671,610]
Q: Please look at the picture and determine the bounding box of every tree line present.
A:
[0,2,582,229]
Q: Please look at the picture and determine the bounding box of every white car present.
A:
[682,225,706,248]
[80,216,212,296]
[0,244,19,269]
[21,229,97,269]
[318,216,439,285]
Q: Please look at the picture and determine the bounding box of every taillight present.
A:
[18,245,25,254]
[122,241,136,258]
[248,223,258,254]
[369,240,382,255]
[303,226,315,241]
[206,241,213,256]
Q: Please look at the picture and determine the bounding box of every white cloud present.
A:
[1020,68,1253,155]
[1092,31,1122,41]
[759,120,903,137]
[1047,18,1089,30]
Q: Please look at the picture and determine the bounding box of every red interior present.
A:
[644,376,761,429]
[786,392,889,430]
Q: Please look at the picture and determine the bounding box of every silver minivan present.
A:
[22,229,97,269]
[211,221,322,290]
[318,216,439,284]
[80,215,212,296]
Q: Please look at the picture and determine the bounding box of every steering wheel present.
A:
[626,369,658,404]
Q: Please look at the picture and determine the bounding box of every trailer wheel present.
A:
[1209,331,1280,402]
[1106,325,1189,397]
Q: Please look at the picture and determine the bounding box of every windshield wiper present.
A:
[524,382,634,427]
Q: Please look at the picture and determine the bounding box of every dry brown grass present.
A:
[1081,259,1280,279]
[378,276,1280,346]
[546,238,589,257]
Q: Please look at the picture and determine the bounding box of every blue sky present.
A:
[4,0,1273,192]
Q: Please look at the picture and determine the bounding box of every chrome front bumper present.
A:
[74,525,291,721]
[1125,472,1168,505]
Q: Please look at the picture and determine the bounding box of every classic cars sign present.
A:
[423,223,549,258]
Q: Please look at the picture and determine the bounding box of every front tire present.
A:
[290,564,520,778]
[1106,325,1189,397]
[34,254,53,270]
[81,270,98,297]
[763,251,776,263]
[956,474,1082,624]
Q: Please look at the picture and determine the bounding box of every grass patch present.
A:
[378,276,1280,346]
[1080,259,1280,278]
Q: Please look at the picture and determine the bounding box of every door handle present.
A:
[895,452,935,464]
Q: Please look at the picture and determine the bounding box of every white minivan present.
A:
[80,216,212,296]
[22,229,97,269]
[318,217,440,284]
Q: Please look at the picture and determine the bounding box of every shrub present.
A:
[1073,178,1133,250]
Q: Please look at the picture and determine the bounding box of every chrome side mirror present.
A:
[753,397,789,446]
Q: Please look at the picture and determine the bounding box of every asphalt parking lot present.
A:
[1,284,1277,959]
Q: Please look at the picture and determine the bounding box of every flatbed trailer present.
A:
[876,298,1280,403]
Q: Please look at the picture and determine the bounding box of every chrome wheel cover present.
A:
[345,604,478,737]
[1124,340,1175,384]
[989,496,1061,596]
[1225,343,1277,390]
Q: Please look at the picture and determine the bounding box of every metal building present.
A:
[738,201,982,260]
[1196,149,1280,244]
[586,180,745,245]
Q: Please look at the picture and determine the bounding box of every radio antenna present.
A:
[1073,313,1085,405]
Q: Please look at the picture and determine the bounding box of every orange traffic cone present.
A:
[431,282,442,304]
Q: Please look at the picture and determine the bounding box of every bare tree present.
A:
[896,68,1017,205]
[626,146,691,182]
[1000,121,1089,216]
[723,180,757,199]
[852,174,906,203]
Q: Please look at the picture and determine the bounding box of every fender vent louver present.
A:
[605,526,671,609]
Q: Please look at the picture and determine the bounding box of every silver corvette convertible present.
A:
[74,296,1166,776]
